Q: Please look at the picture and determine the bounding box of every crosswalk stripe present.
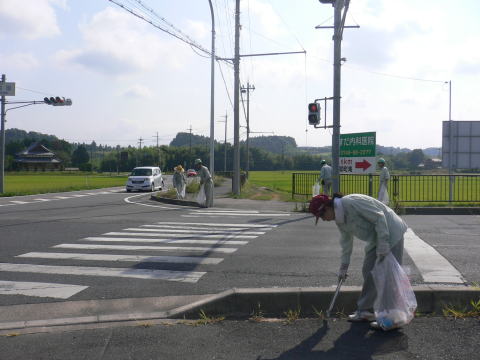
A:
[53,196,73,199]
[0,280,88,299]
[0,263,206,283]
[109,231,257,239]
[33,198,50,202]
[157,222,277,228]
[53,243,238,254]
[9,201,29,204]
[139,225,266,235]
[17,252,224,265]
[140,224,274,231]
[83,237,249,245]
[190,209,260,213]
[183,213,290,217]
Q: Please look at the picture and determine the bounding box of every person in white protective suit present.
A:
[377,158,390,205]
[319,160,333,195]
[194,159,213,208]
[172,165,187,199]
[309,193,408,330]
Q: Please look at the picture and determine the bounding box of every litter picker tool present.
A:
[326,278,344,318]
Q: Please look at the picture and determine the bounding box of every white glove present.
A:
[338,263,349,281]
[376,241,391,260]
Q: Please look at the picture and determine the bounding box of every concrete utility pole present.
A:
[448,80,453,202]
[217,113,228,172]
[232,0,241,194]
[153,131,161,168]
[0,74,6,193]
[318,0,353,193]
[187,125,193,165]
[241,82,255,178]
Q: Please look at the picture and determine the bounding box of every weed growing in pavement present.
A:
[442,299,480,319]
[312,306,325,320]
[193,309,225,326]
[283,307,301,324]
[249,302,265,322]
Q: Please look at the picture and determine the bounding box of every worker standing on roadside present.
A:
[172,165,187,199]
[194,159,213,208]
[377,158,390,205]
[308,193,408,330]
[319,160,333,195]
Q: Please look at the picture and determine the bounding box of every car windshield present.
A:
[131,168,152,176]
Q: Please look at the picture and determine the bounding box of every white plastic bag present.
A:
[371,253,417,330]
[378,183,390,205]
[196,184,206,206]
[312,182,320,197]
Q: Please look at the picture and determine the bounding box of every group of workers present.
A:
[172,158,213,207]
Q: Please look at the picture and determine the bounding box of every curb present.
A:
[150,195,200,207]
[403,207,480,215]
[1,286,478,333]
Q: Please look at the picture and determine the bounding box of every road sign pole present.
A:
[0,74,6,194]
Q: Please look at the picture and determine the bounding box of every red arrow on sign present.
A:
[355,159,372,171]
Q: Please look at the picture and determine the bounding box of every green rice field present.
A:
[1,172,127,197]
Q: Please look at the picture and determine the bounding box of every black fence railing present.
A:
[292,173,480,203]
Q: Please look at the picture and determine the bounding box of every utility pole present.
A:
[0,74,6,193]
[208,0,215,207]
[232,0,241,194]
[187,125,193,166]
[317,0,354,193]
[241,82,255,178]
[153,131,161,168]
[448,80,453,202]
[217,113,228,172]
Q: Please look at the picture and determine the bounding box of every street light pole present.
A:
[208,0,215,206]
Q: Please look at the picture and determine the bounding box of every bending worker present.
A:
[172,165,187,199]
[194,158,213,208]
[319,160,333,195]
[377,158,390,205]
[309,193,408,330]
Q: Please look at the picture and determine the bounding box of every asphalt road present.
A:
[1,317,478,360]
[0,188,478,308]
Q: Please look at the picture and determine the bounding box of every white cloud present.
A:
[0,0,65,39]
[0,52,39,69]
[248,0,285,38]
[121,84,153,99]
[55,7,192,75]
[185,20,209,40]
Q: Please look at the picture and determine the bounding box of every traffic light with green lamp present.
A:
[44,96,72,106]
[308,102,321,125]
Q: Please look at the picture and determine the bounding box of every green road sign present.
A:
[340,132,376,174]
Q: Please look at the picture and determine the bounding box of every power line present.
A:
[217,61,234,110]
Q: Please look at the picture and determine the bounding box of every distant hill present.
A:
[5,128,59,144]
[169,132,220,147]
[245,135,297,155]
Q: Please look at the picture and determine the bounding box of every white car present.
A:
[126,166,164,192]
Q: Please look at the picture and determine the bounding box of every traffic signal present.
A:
[308,102,321,125]
[44,96,72,106]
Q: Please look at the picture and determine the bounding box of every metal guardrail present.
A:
[292,173,480,203]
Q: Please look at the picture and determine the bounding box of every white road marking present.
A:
[183,213,290,217]
[82,237,248,245]
[141,224,274,232]
[17,252,224,265]
[0,263,206,283]
[118,229,257,239]
[53,196,73,199]
[54,243,238,254]
[70,194,89,197]
[190,209,260,213]
[139,225,266,235]
[124,193,176,209]
[158,222,277,228]
[0,280,88,299]
[404,228,465,284]
[9,201,30,204]
[33,198,50,202]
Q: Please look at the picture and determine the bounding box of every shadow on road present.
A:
[259,321,408,360]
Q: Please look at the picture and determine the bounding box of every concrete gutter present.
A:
[1,286,479,334]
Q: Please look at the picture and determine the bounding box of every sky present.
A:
[1,0,479,151]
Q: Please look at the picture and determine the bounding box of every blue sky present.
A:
[1,0,479,150]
